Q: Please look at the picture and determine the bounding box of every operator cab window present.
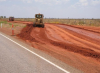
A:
[36,15,42,18]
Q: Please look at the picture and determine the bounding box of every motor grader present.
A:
[9,17,14,21]
[33,13,44,28]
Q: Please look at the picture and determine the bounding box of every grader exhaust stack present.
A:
[33,13,44,28]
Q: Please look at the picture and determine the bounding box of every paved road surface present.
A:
[0,32,83,73]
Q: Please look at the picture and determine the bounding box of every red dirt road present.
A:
[1,21,100,73]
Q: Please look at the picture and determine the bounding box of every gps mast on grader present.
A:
[33,13,44,28]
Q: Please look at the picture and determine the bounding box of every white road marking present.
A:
[0,33,70,73]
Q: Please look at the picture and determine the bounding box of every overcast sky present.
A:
[0,0,100,18]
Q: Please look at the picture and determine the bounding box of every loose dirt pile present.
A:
[17,24,100,60]
[17,24,37,42]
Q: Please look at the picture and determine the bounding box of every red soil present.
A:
[17,24,100,59]
[1,21,100,73]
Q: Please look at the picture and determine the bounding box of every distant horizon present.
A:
[6,17,100,19]
[0,0,100,18]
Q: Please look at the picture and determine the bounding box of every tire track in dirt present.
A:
[52,23,100,33]
[57,25,100,46]
[47,24,100,52]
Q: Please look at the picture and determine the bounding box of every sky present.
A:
[0,0,100,18]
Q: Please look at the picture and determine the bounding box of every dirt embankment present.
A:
[16,23,100,73]
[17,24,100,60]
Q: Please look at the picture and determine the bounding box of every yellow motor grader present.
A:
[33,13,44,28]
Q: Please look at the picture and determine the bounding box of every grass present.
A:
[1,18,100,27]
[0,21,7,24]
[0,21,13,28]
[14,18,100,27]
[14,24,18,27]
[0,20,26,29]
[9,23,12,26]
[23,25,26,28]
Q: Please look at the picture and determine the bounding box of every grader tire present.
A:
[42,24,44,28]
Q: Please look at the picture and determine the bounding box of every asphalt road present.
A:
[0,32,83,73]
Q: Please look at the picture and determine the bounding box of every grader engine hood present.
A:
[37,19,40,23]
[36,18,42,23]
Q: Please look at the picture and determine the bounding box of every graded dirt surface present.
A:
[0,21,100,73]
